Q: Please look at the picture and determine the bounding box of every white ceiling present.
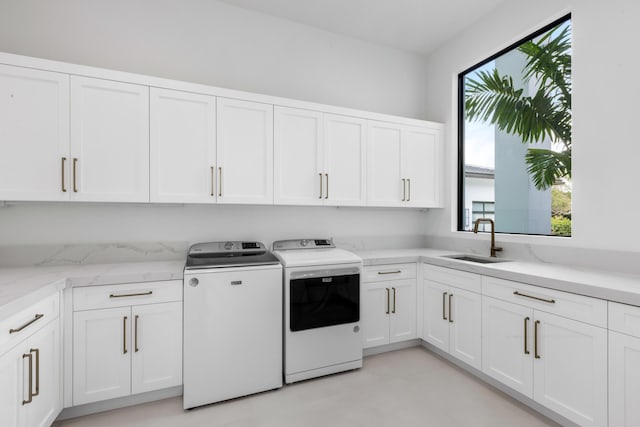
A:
[217,0,506,56]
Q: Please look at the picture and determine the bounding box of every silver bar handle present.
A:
[109,291,153,298]
[325,173,329,199]
[218,167,223,197]
[514,291,555,304]
[442,292,448,320]
[10,314,44,334]
[22,353,33,405]
[211,166,216,197]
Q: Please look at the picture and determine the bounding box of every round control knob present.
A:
[300,240,308,247]
[189,278,199,287]
[224,241,234,250]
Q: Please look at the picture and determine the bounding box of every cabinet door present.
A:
[402,126,441,208]
[324,114,366,206]
[217,98,273,204]
[0,344,24,427]
[366,121,402,206]
[533,311,607,427]
[25,320,60,427]
[0,65,69,201]
[422,280,449,353]
[609,331,640,427]
[482,296,533,397]
[273,106,323,205]
[389,279,417,344]
[131,302,182,395]
[448,287,481,370]
[150,88,216,203]
[73,307,131,405]
[362,282,390,348]
[70,76,149,202]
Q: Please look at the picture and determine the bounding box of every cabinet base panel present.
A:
[363,339,421,357]
[420,341,578,427]
[56,386,182,421]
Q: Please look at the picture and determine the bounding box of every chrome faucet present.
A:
[473,218,502,258]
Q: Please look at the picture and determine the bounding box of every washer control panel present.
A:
[272,238,335,251]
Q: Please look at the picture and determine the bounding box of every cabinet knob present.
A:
[189,278,199,287]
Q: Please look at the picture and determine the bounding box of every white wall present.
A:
[0,203,427,249]
[0,0,431,251]
[423,0,640,253]
[0,0,428,119]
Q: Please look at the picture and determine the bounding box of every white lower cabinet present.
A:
[609,331,640,427]
[609,301,640,427]
[482,296,533,396]
[362,264,417,348]
[73,307,131,405]
[0,315,61,427]
[131,303,183,395]
[72,282,182,406]
[482,286,607,427]
[423,280,481,370]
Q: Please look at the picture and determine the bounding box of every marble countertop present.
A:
[355,249,640,307]
[0,260,185,321]
[3,246,640,323]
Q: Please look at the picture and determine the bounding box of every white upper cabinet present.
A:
[274,107,323,205]
[216,97,273,204]
[367,120,442,207]
[402,126,441,207]
[367,121,403,206]
[150,88,216,203]
[323,114,366,206]
[70,76,149,202]
[274,108,366,206]
[0,53,444,207]
[0,65,69,201]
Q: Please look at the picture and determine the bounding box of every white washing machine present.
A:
[183,241,282,409]
[273,238,363,384]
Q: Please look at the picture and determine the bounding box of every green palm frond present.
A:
[464,69,567,144]
[525,148,571,190]
[464,21,571,189]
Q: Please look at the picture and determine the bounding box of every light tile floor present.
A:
[54,347,558,427]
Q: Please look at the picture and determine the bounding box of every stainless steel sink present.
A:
[442,254,511,264]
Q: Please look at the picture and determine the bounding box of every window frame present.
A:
[456,13,572,235]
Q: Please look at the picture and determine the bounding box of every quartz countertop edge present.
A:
[0,260,185,322]
[355,249,640,308]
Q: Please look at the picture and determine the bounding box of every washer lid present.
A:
[185,241,280,269]
[273,247,362,268]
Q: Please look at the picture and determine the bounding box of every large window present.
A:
[458,15,572,237]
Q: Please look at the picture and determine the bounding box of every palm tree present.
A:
[464,24,571,190]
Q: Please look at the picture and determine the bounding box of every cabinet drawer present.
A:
[1,292,59,353]
[423,264,481,294]
[482,276,606,328]
[363,263,416,282]
[73,280,182,311]
[609,301,640,338]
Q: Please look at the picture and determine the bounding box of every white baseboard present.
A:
[56,386,183,421]
[363,339,421,357]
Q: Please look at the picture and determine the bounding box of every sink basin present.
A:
[442,254,511,264]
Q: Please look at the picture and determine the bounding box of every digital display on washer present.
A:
[314,239,331,246]
[289,273,359,331]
